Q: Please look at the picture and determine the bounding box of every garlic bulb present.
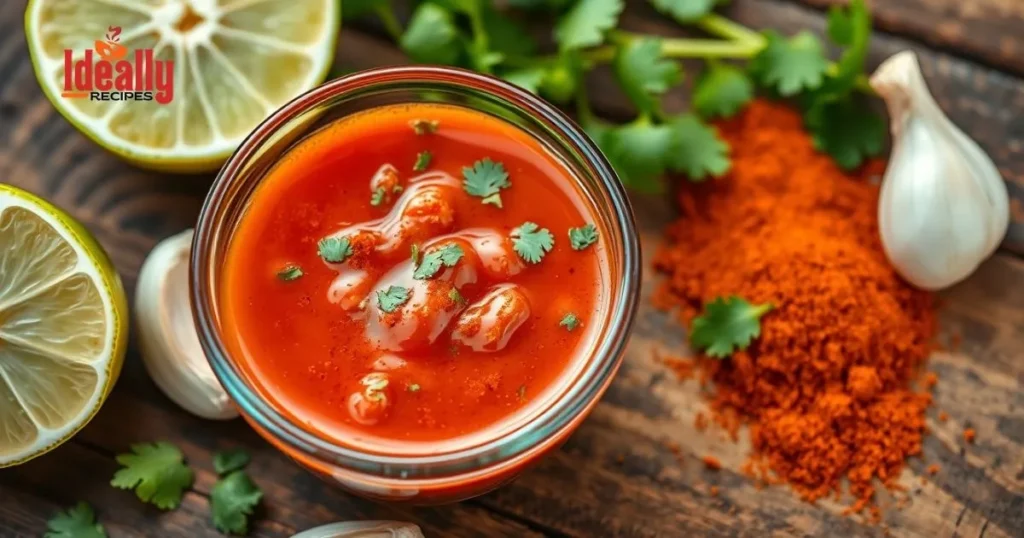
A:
[871,51,1010,290]
[291,521,424,538]
[136,229,238,420]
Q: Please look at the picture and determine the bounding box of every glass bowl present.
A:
[191,66,641,503]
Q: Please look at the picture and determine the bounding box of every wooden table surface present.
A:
[2,0,1023,536]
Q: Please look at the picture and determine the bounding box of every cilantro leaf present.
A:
[400,4,461,65]
[213,449,251,475]
[555,0,624,51]
[482,6,537,58]
[413,151,432,172]
[823,0,871,97]
[211,471,263,536]
[568,224,599,250]
[377,286,411,313]
[111,442,194,510]
[503,66,547,93]
[693,63,754,119]
[414,243,465,280]
[539,52,582,104]
[750,30,828,96]
[449,287,466,305]
[649,0,718,23]
[463,158,511,207]
[276,265,303,282]
[690,297,773,358]
[318,236,353,263]
[511,222,555,263]
[370,187,386,206]
[45,503,106,538]
[600,121,673,191]
[410,119,439,135]
[666,114,731,181]
[804,96,885,170]
[614,38,682,115]
[559,312,581,331]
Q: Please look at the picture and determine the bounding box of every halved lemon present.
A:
[0,184,128,467]
[24,0,340,173]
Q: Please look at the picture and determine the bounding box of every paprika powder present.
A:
[654,100,937,517]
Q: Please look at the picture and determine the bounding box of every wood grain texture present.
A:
[1,0,1023,536]
[795,0,1024,75]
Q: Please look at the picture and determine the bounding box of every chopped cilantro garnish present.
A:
[750,30,828,96]
[318,236,353,263]
[210,471,263,535]
[560,312,581,331]
[462,158,510,207]
[449,287,466,305]
[377,286,411,313]
[408,383,421,392]
[212,449,250,476]
[511,222,554,264]
[409,118,439,135]
[45,502,106,538]
[693,62,754,119]
[110,442,194,511]
[276,265,303,281]
[370,187,387,206]
[568,224,599,251]
[413,243,464,280]
[690,296,773,358]
[414,151,433,172]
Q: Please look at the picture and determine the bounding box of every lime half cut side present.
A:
[0,185,127,467]
[24,0,340,173]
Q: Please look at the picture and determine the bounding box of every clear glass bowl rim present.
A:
[190,65,642,479]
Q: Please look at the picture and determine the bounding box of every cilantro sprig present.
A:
[211,471,263,535]
[378,285,411,313]
[46,503,107,538]
[351,0,883,183]
[690,296,773,358]
[318,236,353,264]
[463,158,510,207]
[111,442,194,510]
[568,224,599,250]
[511,222,555,264]
[413,243,465,279]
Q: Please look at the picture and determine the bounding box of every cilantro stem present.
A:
[374,5,403,41]
[660,37,763,59]
[696,14,766,49]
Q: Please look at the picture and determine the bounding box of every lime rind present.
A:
[0,184,127,467]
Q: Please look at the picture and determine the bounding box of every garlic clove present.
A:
[871,51,1010,290]
[290,521,424,538]
[136,229,238,420]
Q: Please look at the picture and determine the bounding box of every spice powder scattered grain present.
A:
[654,100,937,518]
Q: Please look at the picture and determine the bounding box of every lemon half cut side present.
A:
[24,0,340,173]
[0,185,128,467]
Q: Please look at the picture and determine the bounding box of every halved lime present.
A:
[0,184,128,467]
[24,0,340,173]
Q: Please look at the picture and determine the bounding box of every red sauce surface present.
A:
[221,103,607,450]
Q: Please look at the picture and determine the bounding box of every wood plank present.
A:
[795,0,1024,76]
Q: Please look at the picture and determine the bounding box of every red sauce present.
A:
[221,103,607,450]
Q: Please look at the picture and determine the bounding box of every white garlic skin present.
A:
[136,229,238,420]
[871,51,1010,290]
[290,521,424,538]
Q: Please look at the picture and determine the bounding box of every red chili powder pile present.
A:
[653,100,937,516]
